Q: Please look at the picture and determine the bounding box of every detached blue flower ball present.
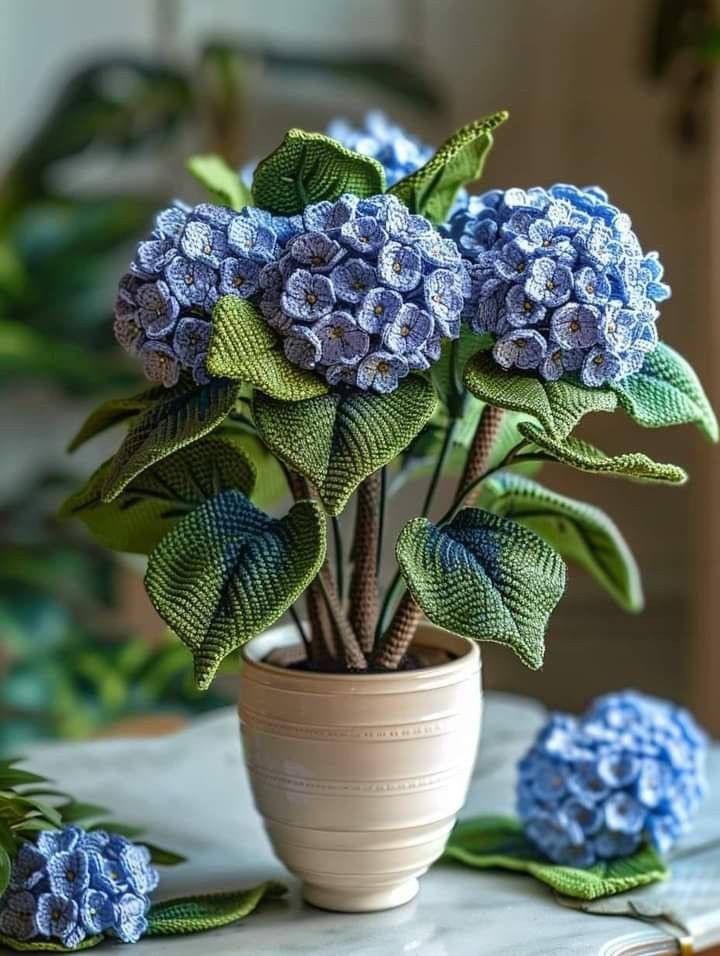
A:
[0,826,159,947]
[260,193,466,393]
[517,691,706,868]
[445,185,671,387]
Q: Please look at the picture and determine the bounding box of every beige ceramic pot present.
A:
[238,622,482,913]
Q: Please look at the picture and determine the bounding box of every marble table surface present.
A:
[17,693,720,956]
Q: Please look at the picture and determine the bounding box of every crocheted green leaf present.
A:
[396,509,566,668]
[0,845,9,896]
[101,377,239,502]
[186,153,251,210]
[518,421,688,485]
[67,386,163,452]
[147,881,287,936]
[612,342,718,442]
[145,490,326,688]
[254,375,437,515]
[390,111,509,223]
[207,296,327,400]
[464,352,617,438]
[443,816,667,901]
[0,934,103,952]
[481,473,643,612]
[60,434,255,555]
[252,129,385,215]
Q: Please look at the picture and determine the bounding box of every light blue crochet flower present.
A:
[0,826,159,948]
[445,185,670,387]
[326,111,434,187]
[262,192,467,392]
[517,691,706,867]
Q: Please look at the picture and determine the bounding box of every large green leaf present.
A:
[443,816,667,901]
[518,422,688,484]
[252,129,385,215]
[390,111,508,223]
[464,352,617,439]
[612,343,718,442]
[431,329,493,413]
[60,435,255,554]
[101,378,239,502]
[481,473,643,612]
[0,933,102,952]
[186,153,251,210]
[67,386,163,452]
[254,376,437,515]
[207,296,327,400]
[396,509,566,668]
[147,882,287,936]
[145,490,326,688]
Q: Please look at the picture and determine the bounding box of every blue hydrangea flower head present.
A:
[115,201,301,387]
[326,111,434,187]
[445,185,670,387]
[517,690,706,867]
[0,826,159,947]
[259,192,467,393]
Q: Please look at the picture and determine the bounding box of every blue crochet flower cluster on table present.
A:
[114,201,301,388]
[445,185,670,387]
[517,690,706,868]
[257,192,466,393]
[0,826,159,947]
[327,111,433,188]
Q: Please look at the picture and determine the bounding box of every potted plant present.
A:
[62,110,717,912]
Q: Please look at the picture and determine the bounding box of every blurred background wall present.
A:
[2,0,718,747]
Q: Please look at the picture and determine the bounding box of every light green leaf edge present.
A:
[146,881,287,936]
[186,153,251,210]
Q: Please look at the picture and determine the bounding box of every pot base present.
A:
[303,877,419,913]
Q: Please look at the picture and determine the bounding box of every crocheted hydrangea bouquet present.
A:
[62,109,717,694]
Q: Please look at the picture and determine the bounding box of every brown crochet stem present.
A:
[318,564,368,670]
[348,472,381,654]
[374,405,504,671]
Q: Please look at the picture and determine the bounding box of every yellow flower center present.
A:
[306,293,317,306]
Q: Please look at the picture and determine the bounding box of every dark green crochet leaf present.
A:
[252,129,385,215]
[147,881,287,936]
[464,352,617,438]
[145,490,326,688]
[207,296,327,400]
[0,935,102,952]
[519,421,688,485]
[431,329,493,412]
[443,816,668,901]
[0,845,9,896]
[612,342,718,442]
[60,434,255,555]
[481,473,643,612]
[67,386,164,452]
[396,509,566,668]
[254,375,437,515]
[186,153,251,210]
[390,111,508,223]
[101,377,239,502]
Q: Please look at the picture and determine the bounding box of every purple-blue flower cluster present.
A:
[326,111,433,188]
[517,691,706,868]
[114,201,301,388]
[258,193,466,393]
[0,826,159,947]
[445,185,670,387]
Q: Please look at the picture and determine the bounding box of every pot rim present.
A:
[240,621,481,686]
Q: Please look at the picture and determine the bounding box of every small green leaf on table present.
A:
[254,375,437,515]
[464,352,617,439]
[208,296,327,401]
[101,377,239,502]
[518,422,688,484]
[186,153,251,210]
[481,473,643,612]
[252,129,385,215]
[612,342,718,442]
[143,843,187,866]
[60,434,255,555]
[145,491,327,688]
[146,881,287,936]
[67,387,164,453]
[390,111,509,223]
[443,816,667,901]
[0,933,103,952]
[396,509,566,669]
